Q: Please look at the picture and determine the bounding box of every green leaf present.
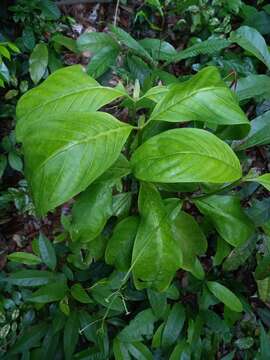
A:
[109,25,153,64]
[246,173,270,192]
[171,211,207,278]
[259,323,270,359]
[149,66,249,139]
[21,111,132,215]
[113,337,131,360]
[131,183,182,291]
[105,216,139,271]
[7,252,41,265]
[236,111,270,149]
[51,34,78,52]
[119,309,156,342]
[169,341,191,360]
[162,303,185,347]
[29,43,48,84]
[8,270,56,287]
[64,312,80,360]
[139,39,176,61]
[257,277,270,303]
[213,237,231,266]
[170,38,230,63]
[40,0,60,20]
[87,46,119,78]
[112,192,132,218]
[131,128,242,184]
[206,281,243,312]
[8,151,23,172]
[255,256,270,280]
[126,342,153,360]
[16,65,127,141]
[235,75,270,101]
[230,26,270,69]
[147,288,167,318]
[195,195,254,247]
[38,233,57,270]
[70,283,93,304]
[10,323,48,354]
[70,182,113,242]
[0,154,7,177]
[77,32,119,52]
[95,154,130,183]
[28,279,67,303]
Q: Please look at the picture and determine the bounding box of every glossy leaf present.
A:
[21,111,131,215]
[131,128,242,184]
[149,66,249,138]
[7,252,41,266]
[230,26,270,69]
[38,233,57,270]
[70,182,113,242]
[236,111,270,149]
[29,43,48,84]
[206,281,243,312]
[16,65,126,140]
[171,211,207,278]
[195,195,254,247]
[131,183,182,291]
[105,216,139,271]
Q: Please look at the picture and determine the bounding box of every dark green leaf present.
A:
[70,284,93,304]
[11,323,48,354]
[206,281,243,312]
[29,43,48,84]
[28,279,67,303]
[64,312,80,360]
[8,270,56,287]
[38,233,57,270]
[162,303,185,347]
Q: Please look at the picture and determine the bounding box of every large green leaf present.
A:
[230,26,270,69]
[236,111,270,149]
[149,66,249,139]
[171,211,207,278]
[131,128,242,184]
[206,281,243,312]
[131,183,182,291]
[105,216,139,271]
[70,182,113,242]
[21,111,132,215]
[16,65,126,141]
[195,195,254,247]
[29,43,48,84]
[235,75,270,101]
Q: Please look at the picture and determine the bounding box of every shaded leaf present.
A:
[29,43,48,84]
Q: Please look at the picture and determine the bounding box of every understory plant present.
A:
[3,57,270,358]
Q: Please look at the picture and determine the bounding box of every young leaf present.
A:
[195,195,254,247]
[162,303,185,347]
[131,183,182,291]
[206,281,243,312]
[38,233,57,270]
[230,26,270,69]
[16,65,127,141]
[236,111,270,149]
[246,174,270,192]
[105,216,139,271]
[131,128,242,184]
[7,252,41,266]
[149,66,249,139]
[29,43,48,84]
[21,111,132,215]
[70,182,113,243]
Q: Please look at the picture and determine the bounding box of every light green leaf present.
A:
[29,43,48,84]
[95,154,130,183]
[21,111,131,215]
[236,111,270,149]
[131,183,182,291]
[70,284,93,304]
[131,128,242,184]
[87,46,119,78]
[235,75,270,101]
[70,182,113,242]
[38,233,57,270]
[16,65,127,141]
[105,216,139,271]
[77,32,119,52]
[51,34,78,53]
[206,281,243,312]
[139,39,176,61]
[162,303,185,347]
[195,195,254,247]
[230,26,270,69]
[246,173,270,192]
[7,252,42,266]
[28,280,67,303]
[112,192,132,218]
[149,67,249,138]
[171,211,207,278]
[109,25,154,64]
